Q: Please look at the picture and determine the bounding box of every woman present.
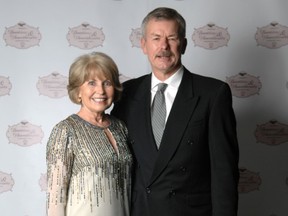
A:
[46,52,132,216]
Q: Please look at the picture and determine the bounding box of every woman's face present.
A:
[78,72,114,116]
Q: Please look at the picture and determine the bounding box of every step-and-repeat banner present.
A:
[0,0,288,215]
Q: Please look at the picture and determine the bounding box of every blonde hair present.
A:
[67,52,122,104]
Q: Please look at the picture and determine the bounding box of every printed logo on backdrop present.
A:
[0,171,15,194]
[226,72,262,98]
[67,23,105,49]
[36,72,68,98]
[3,22,41,49]
[238,167,261,193]
[255,22,288,49]
[192,23,230,49]
[129,28,142,48]
[6,121,44,147]
[255,120,288,146]
[39,173,47,191]
[0,76,12,96]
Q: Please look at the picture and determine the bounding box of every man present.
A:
[112,7,239,216]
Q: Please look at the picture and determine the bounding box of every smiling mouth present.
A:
[158,56,170,59]
[93,98,107,102]
[156,55,172,62]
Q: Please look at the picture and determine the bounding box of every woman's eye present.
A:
[88,80,96,86]
[103,80,112,87]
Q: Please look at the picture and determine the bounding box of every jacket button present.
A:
[169,190,176,196]
[180,166,187,172]
[146,187,151,194]
[187,140,193,145]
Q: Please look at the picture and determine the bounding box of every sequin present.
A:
[46,114,132,216]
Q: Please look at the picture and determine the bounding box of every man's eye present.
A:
[168,37,177,41]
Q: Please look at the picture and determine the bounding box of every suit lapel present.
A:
[128,75,159,184]
[149,69,200,185]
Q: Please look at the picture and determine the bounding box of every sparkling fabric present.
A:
[46,114,132,216]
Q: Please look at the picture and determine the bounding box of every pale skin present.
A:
[77,72,114,128]
[77,71,118,153]
[141,19,187,81]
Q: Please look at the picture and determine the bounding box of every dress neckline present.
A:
[71,114,112,129]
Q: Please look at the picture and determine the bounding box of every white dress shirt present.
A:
[151,66,184,122]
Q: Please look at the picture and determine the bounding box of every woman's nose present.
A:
[95,84,105,94]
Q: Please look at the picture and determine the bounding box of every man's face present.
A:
[141,19,186,79]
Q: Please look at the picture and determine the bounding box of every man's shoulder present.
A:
[184,68,228,91]
[122,74,150,89]
[193,73,224,85]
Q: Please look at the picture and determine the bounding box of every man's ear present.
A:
[181,38,187,54]
[141,37,147,54]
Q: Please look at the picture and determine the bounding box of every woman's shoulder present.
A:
[51,114,79,131]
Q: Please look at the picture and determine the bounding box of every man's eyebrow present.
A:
[150,33,178,37]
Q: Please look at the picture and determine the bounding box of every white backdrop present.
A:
[1,0,288,215]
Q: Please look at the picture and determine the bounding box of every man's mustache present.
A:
[156,51,172,57]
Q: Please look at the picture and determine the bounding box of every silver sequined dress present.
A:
[46,114,132,216]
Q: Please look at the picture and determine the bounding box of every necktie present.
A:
[151,83,168,148]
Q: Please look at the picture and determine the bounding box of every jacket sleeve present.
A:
[209,83,239,216]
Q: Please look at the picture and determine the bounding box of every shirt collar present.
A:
[151,66,184,90]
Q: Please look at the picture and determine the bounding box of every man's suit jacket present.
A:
[112,67,239,216]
